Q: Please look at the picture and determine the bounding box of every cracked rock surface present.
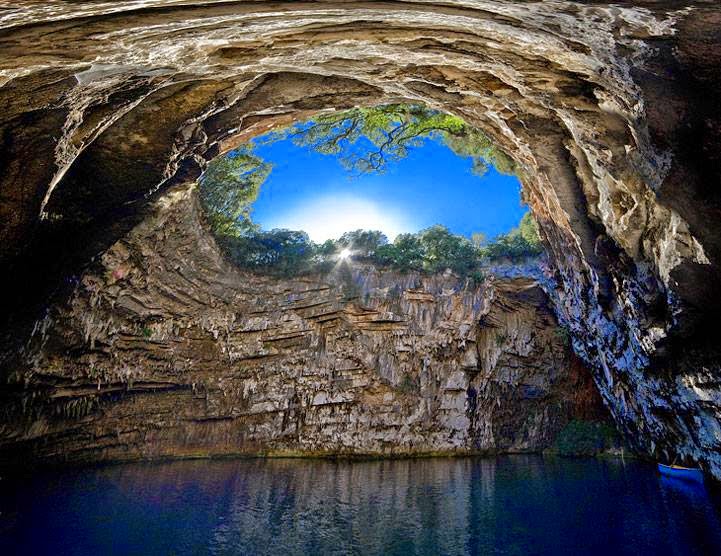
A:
[1,1,720,476]
[0,188,605,464]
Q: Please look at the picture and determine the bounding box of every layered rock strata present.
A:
[0,188,605,464]
[1,2,720,475]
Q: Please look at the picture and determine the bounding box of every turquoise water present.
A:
[1,456,720,555]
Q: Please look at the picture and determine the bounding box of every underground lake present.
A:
[2,456,721,556]
[3,2,721,554]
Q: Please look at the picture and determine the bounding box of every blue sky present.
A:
[249,134,525,242]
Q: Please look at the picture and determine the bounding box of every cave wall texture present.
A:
[0,188,607,464]
[1,1,720,476]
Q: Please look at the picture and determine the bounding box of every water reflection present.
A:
[1,456,720,555]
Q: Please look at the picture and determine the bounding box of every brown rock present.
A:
[1,1,720,477]
[0,188,605,465]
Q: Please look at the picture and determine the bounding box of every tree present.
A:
[416,225,479,274]
[221,229,316,277]
[443,126,516,177]
[315,239,338,257]
[216,220,544,277]
[201,104,518,243]
[336,229,388,257]
[260,104,516,177]
[517,211,541,247]
[199,148,272,237]
[199,103,528,275]
[374,233,425,272]
[471,232,487,247]
[373,226,483,275]
[474,212,543,262]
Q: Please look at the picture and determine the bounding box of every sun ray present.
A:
[263,194,414,242]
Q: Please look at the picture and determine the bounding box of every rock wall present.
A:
[0,188,604,464]
[1,2,720,475]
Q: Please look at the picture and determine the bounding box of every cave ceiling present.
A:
[1,1,721,476]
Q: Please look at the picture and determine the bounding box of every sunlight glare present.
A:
[263,195,415,242]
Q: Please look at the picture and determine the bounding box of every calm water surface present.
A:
[1,456,720,555]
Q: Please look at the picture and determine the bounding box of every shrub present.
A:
[481,231,542,262]
[220,229,317,277]
[374,234,424,272]
[469,270,486,286]
[477,212,543,262]
[336,229,388,258]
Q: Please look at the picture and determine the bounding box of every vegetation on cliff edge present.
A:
[200,103,541,277]
[216,219,541,278]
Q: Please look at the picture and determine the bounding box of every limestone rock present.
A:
[0,188,605,464]
[1,1,720,477]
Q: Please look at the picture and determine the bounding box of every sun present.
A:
[262,195,414,242]
[338,248,352,260]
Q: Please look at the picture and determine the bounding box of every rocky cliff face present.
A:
[0,188,604,464]
[1,2,720,476]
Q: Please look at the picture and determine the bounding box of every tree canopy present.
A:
[336,230,388,257]
[259,104,516,177]
[198,148,271,237]
[217,228,318,277]
[215,220,542,278]
[483,212,542,261]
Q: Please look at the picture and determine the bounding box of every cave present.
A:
[1,1,721,553]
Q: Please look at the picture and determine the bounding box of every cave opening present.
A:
[198,103,543,279]
[3,1,721,551]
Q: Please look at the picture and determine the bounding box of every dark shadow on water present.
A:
[1,455,721,555]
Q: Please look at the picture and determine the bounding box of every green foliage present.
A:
[482,233,542,261]
[480,213,543,262]
[214,219,543,278]
[336,229,388,257]
[364,215,543,273]
[374,234,425,272]
[219,228,318,277]
[316,239,338,257]
[200,104,519,244]
[469,270,486,286]
[518,211,541,247]
[199,148,271,237]
[556,420,619,457]
[443,126,516,177]
[417,225,478,275]
[260,104,511,177]
[373,226,482,276]
[197,103,538,277]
